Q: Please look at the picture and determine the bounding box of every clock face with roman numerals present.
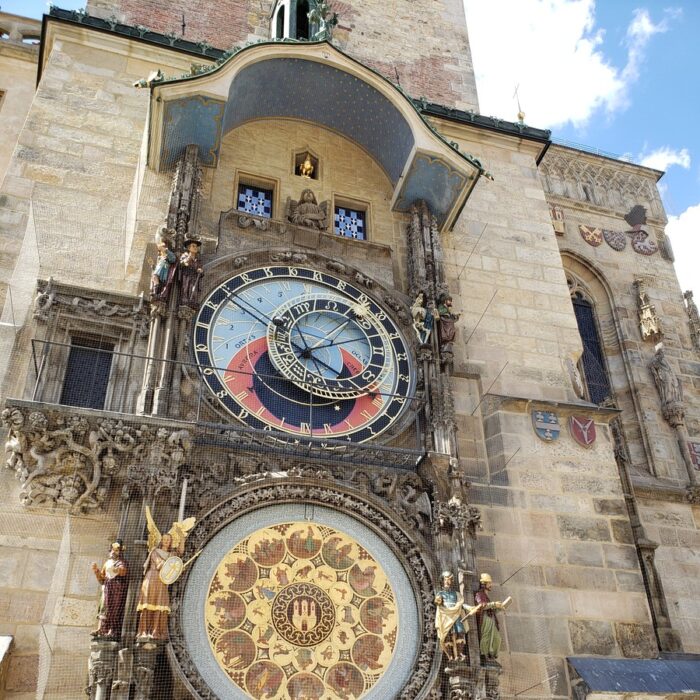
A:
[193,265,414,443]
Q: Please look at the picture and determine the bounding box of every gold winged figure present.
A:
[136,506,196,643]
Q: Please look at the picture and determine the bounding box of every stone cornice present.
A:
[481,393,620,422]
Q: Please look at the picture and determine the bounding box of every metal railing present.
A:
[27,339,425,470]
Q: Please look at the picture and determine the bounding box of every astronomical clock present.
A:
[168,252,435,700]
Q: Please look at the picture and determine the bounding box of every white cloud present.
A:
[666,203,700,298]
[639,146,691,172]
[463,1,672,128]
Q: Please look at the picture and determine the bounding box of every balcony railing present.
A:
[25,339,425,470]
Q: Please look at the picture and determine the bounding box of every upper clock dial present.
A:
[193,265,413,443]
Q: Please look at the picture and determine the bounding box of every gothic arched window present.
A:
[270,0,314,39]
[571,291,612,405]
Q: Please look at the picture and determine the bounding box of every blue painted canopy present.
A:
[151,42,483,227]
[223,58,414,186]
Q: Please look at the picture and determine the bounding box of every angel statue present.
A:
[136,506,196,644]
[308,0,339,41]
[287,189,329,230]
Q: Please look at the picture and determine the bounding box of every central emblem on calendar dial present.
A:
[193,265,413,443]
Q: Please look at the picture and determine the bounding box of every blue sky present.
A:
[5,0,698,298]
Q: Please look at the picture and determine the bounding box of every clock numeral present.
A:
[262,267,274,277]
[233,390,248,401]
[216,390,227,398]
[195,343,207,352]
[289,267,299,277]
[312,270,323,282]
[240,273,253,285]
[360,409,373,421]
[336,280,346,291]
[396,353,407,361]
[237,408,249,420]
[204,300,218,310]
[300,422,311,434]
[323,423,333,434]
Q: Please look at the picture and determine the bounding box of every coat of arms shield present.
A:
[569,415,596,447]
[532,410,560,442]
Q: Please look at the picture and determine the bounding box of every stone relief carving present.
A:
[634,279,663,342]
[540,151,661,219]
[168,480,438,700]
[684,290,700,352]
[33,278,148,336]
[2,406,191,511]
[649,344,684,427]
[286,189,329,230]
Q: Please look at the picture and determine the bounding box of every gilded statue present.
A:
[298,153,315,178]
[434,571,482,661]
[474,573,511,661]
[136,506,196,645]
[287,189,329,230]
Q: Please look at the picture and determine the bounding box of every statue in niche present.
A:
[287,189,329,230]
[179,237,203,308]
[150,232,177,302]
[434,571,482,662]
[436,293,460,350]
[298,153,315,178]
[136,506,196,645]
[91,540,129,639]
[474,573,511,662]
[411,290,433,345]
[650,344,683,405]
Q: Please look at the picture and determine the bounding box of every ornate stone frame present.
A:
[168,476,440,699]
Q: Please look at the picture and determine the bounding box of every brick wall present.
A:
[86,0,480,110]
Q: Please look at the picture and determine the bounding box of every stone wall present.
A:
[86,0,480,111]
[541,144,700,653]
[0,14,41,187]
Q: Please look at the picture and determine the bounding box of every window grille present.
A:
[572,293,611,404]
[59,337,114,409]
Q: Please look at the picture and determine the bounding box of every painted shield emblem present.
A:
[569,415,596,448]
[603,228,626,251]
[630,230,658,256]
[689,441,700,470]
[532,410,560,442]
[579,225,603,246]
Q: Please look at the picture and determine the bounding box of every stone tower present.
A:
[0,1,699,699]
[85,0,480,110]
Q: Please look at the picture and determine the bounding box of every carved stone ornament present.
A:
[634,279,663,342]
[34,278,149,337]
[86,639,118,700]
[168,478,439,700]
[434,495,481,536]
[2,405,191,511]
[286,189,330,230]
[684,290,700,352]
[549,204,565,235]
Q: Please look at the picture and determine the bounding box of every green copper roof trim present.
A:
[148,38,485,175]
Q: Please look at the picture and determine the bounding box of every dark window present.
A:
[296,0,310,39]
[572,293,611,404]
[275,6,285,38]
[334,206,366,240]
[60,338,114,409]
[237,184,273,218]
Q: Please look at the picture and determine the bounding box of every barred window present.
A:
[572,293,611,404]
[60,337,114,410]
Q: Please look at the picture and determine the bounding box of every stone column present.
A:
[87,639,119,700]
[133,640,162,700]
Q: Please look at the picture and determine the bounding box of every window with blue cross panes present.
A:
[334,206,366,240]
[237,184,273,218]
